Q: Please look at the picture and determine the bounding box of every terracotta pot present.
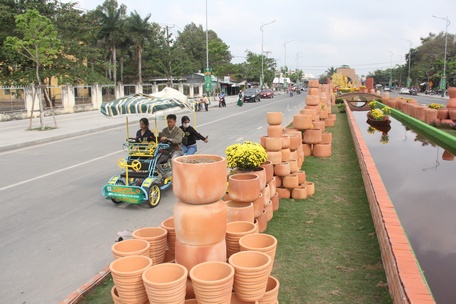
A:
[325,118,335,127]
[292,114,313,130]
[308,87,319,95]
[280,148,290,161]
[415,106,427,122]
[260,160,274,183]
[228,174,261,203]
[256,209,268,232]
[262,184,271,206]
[300,108,317,121]
[288,159,299,172]
[248,167,267,190]
[142,263,188,304]
[160,217,176,256]
[302,144,312,156]
[388,99,398,109]
[190,261,235,304]
[442,150,455,161]
[437,108,449,120]
[304,181,315,196]
[294,170,306,184]
[265,137,282,152]
[308,79,319,88]
[264,200,273,222]
[448,98,456,109]
[260,136,267,149]
[271,192,279,211]
[172,154,227,205]
[281,135,290,149]
[111,238,150,260]
[174,199,227,246]
[252,193,265,218]
[312,143,332,158]
[266,112,283,125]
[291,186,308,200]
[109,255,153,304]
[303,128,322,144]
[175,238,226,273]
[276,187,290,199]
[274,162,290,177]
[268,178,276,198]
[305,94,320,106]
[282,174,299,189]
[448,87,456,99]
[231,292,258,303]
[239,233,277,265]
[274,176,282,188]
[228,251,273,302]
[258,276,280,304]
[287,133,302,150]
[267,125,282,138]
[226,221,258,258]
[312,120,325,132]
[132,227,168,264]
[321,132,332,144]
[449,109,456,120]
[266,151,282,165]
[111,286,122,304]
[425,108,438,124]
[225,201,255,223]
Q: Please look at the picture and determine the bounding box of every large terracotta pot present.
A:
[292,114,313,130]
[281,135,290,149]
[225,201,255,223]
[288,159,299,172]
[132,227,168,264]
[305,94,320,106]
[287,133,302,150]
[425,108,438,124]
[190,261,235,304]
[280,148,291,161]
[448,109,456,120]
[271,192,279,211]
[265,137,282,151]
[111,238,150,260]
[312,143,332,158]
[239,233,277,265]
[174,199,227,246]
[266,151,282,165]
[291,185,308,200]
[111,286,122,304]
[303,128,322,144]
[437,108,449,120]
[160,217,176,257]
[308,79,319,88]
[258,276,280,304]
[447,87,456,99]
[256,209,268,232]
[321,132,332,144]
[312,120,325,132]
[228,251,273,302]
[175,238,226,273]
[226,221,258,258]
[249,167,267,190]
[267,125,282,138]
[142,263,188,304]
[274,162,290,177]
[260,160,274,183]
[109,255,153,304]
[414,106,427,122]
[266,112,282,125]
[302,144,312,156]
[282,174,299,189]
[300,108,317,121]
[276,187,290,199]
[172,154,227,205]
[228,174,261,203]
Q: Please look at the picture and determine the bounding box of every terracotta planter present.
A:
[226,221,258,258]
[225,201,255,223]
[160,217,176,256]
[308,79,319,88]
[274,162,290,177]
[305,94,320,106]
[302,143,312,156]
[442,150,455,161]
[267,125,282,138]
[425,108,438,124]
[132,227,168,264]
[282,174,299,189]
[325,118,335,127]
[271,192,279,211]
[300,108,317,121]
[312,143,332,158]
[264,200,273,222]
[142,263,188,304]
[308,87,319,95]
[321,132,332,144]
[294,170,306,184]
[276,187,290,199]
[228,251,273,302]
[312,120,325,132]
[449,109,456,120]
[252,193,265,218]
[266,151,282,165]
[260,160,274,183]
[304,181,315,196]
[268,178,276,198]
[291,186,308,200]
[292,114,313,130]
[173,154,227,205]
[448,87,456,99]
[303,128,322,144]
[190,261,235,304]
[437,108,449,120]
[265,137,282,151]
[111,238,150,260]
[228,173,261,203]
[248,167,267,190]
[109,255,153,304]
[448,98,456,109]
[288,159,299,172]
[415,106,426,122]
[274,176,282,188]
[174,199,227,246]
[239,233,277,265]
[266,112,283,125]
[287,133,302,150]
[281,135,290,149]
[258,276,280,304]
[256,209,268,233]
[280,148,291,161]
[175,238,226,273]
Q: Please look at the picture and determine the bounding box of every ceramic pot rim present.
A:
[239,233,277,251]
[110,255,153,275]
[228,251,271,271]
[173,154,225,165]
[142,262,187,286]
[189,261,235,285]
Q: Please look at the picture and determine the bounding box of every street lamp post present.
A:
[260,20,276,89]
[283,40,294,71]
[432,15,451,97]
[388,51,393,88]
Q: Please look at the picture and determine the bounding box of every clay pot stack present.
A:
[172,154,229,273]
[447,87,456,122]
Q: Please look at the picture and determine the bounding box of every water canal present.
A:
[352,110,456,303]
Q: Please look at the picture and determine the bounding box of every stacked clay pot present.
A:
[447,87,456,121]
[172,154,229,273]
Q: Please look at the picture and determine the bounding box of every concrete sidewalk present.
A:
[0,95,238,152]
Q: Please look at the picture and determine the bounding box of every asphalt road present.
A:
[0,92,304,303]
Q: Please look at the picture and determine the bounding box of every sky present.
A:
[65,0,455,78]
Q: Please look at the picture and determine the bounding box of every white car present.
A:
[399,88,410,94]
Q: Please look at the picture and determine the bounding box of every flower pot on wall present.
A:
[172,154,227,205]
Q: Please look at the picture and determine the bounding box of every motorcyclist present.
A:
[219,92,226,107]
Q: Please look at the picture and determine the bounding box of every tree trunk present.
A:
[120,57,123,83]
[138,46,142,83]
[112,45,117,84]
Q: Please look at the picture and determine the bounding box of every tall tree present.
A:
[127,10,151,83]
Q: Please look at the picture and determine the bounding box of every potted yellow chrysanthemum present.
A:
[225,141,268,172]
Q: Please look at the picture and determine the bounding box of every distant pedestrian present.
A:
[237,90,244,107]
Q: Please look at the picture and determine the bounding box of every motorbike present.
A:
[425,89,437,95]
[219,96,226,107]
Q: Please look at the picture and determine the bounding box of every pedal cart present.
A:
[100,90,194,208]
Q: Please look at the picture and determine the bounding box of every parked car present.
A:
[384,87,391,92]
[260,89,274,99]
[399,88,410,95]
[243,88,261,103]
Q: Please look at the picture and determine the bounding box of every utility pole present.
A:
[432,15,450,97]
[260,20,275,89]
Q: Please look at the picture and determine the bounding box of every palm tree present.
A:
[325,66,337,78]
[95,0,127,84]
[127,11,151,83]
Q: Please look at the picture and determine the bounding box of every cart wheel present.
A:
[111,179,125,204]
[145,183,161,208]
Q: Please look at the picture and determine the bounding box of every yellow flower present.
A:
[225,141,268,171]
